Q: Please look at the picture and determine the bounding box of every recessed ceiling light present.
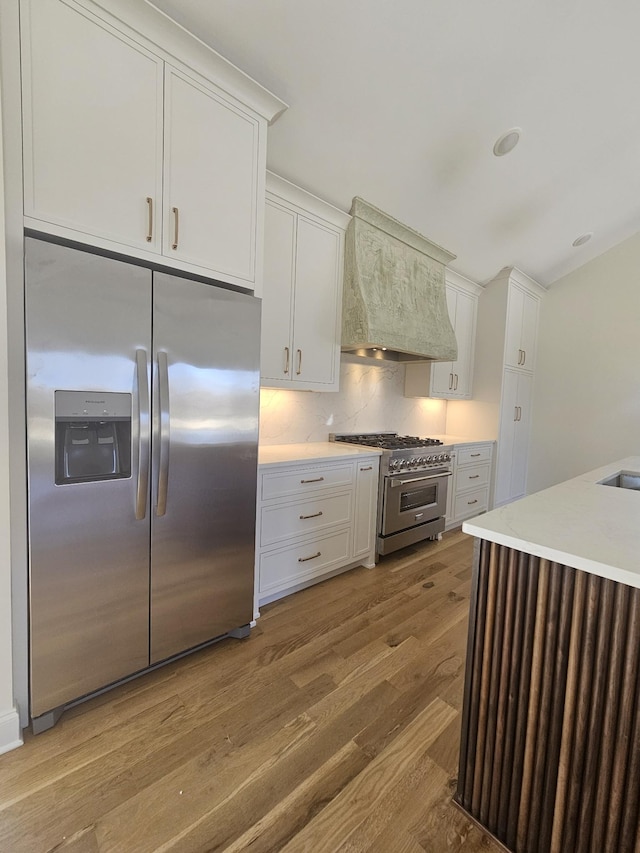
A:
[572,232,593,247]
[493,128,522,157]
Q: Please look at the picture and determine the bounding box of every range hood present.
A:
[342,197,458,363]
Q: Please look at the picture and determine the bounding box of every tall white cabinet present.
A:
[261,172,350,391]
[464,267,545,507]
[20,0,286,291]
[404,269,482,400]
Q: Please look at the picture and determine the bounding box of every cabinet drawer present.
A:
[261,491,352,547]
[456,463,490,492]
[261,463,354,500]
[457,445,492,466]
[259,528,351,595]
[454,487,489,520]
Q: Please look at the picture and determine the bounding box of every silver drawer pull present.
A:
[298,551,321,563]
[468,499,478,505]
[470,453,481,457]
[415,512,424,520]
[469,474,480,479]
[301,477,324,484]
[360,466,373,471]
[300,511,323,520]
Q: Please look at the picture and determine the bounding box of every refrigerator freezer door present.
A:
[150,273,260,663]
[25,237,152,718]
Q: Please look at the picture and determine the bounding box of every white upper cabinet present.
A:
[163,65,260,282]
[404,270,482,400]
[20,0,285,291]
[504,282,539,372]
[21,0,164,253]
[261,173,350,391]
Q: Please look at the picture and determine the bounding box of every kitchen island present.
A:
[456,457,640,853]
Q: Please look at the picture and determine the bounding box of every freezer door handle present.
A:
[135,349,150,520]
[156,350,170,516]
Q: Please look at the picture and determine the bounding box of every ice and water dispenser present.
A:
[54,390,132,485]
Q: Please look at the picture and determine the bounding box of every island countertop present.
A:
[462,455,640,590]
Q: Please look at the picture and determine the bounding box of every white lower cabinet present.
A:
[446,442,494,529]
[255,455,380,615]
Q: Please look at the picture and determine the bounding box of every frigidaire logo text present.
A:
[85,399,106,404]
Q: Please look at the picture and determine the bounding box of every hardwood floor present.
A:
[0,530,502,852]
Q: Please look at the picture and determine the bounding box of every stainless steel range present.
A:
[329,433,452,557]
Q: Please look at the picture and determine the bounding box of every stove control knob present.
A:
[426,455,433,464]
[390,459,399,470]
[443,453,451,462]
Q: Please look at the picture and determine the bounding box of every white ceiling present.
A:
[152,0,640,287]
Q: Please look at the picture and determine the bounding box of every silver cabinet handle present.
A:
[301,476,324,484]
[284,346,290,375]
[449,373,453,390]
[468,499,478,505]
[514,407,518,421]
[469,474,480,479]
[522,349,526,366]
[415,512,424,520]
[360,466,373,471]
[300,511,323,520]
[156,350,170,516]
[135,349,150,520]
[146,197,153,243]
[298,551,321,563]
[171,206,179,250]
[470,453,481,457]
[296,348,302,375]
[517,406,522,421]
[390,471,452,488]
[454,373,459,390]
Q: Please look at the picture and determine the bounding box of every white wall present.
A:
[0,65,22,754]
[260,355,447,444]
[528,231,640,493]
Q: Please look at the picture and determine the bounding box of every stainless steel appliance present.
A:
[329,433,452,556]
[25,236,260,732]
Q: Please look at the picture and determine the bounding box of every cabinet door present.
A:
[163,65,260,284]
[504,284,526,369]
[511,372,533,500]
[261,200,296,384]
[495,369,519,506]
[291,216,342,387]
[430,286,457,395]
[519,290,539,372]
[353,460,379,562]
[451,289,476,397]
[22,0,164,251]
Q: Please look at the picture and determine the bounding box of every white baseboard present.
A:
[0,707,23,755]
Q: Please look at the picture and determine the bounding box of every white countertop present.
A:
[258,442,383,467]
[463,456,640,589]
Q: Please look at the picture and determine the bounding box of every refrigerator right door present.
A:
[150,273,261,663]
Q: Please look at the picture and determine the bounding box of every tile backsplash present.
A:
[259,355,447,444]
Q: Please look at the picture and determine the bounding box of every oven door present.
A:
[381,468,451,536]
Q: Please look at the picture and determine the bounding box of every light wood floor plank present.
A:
[0,530,502,853]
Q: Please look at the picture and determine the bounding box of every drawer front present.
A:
[259,528,351,595]
[457,445,492,466]
[456,463,490,492]
[261,491,352,547]
[261,462,354,501]
[454,487,489,520]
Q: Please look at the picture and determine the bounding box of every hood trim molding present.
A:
[342,198,458,362]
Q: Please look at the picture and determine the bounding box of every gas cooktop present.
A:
[330,432,444,451]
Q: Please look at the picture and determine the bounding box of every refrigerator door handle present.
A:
[135,349,150,520]
[156,350,170,516]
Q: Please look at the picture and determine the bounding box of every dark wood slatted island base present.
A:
[456,538,640,853]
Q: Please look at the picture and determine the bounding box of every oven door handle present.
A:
[389,471,452,488]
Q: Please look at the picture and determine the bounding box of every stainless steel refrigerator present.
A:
[25,236,261,731]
